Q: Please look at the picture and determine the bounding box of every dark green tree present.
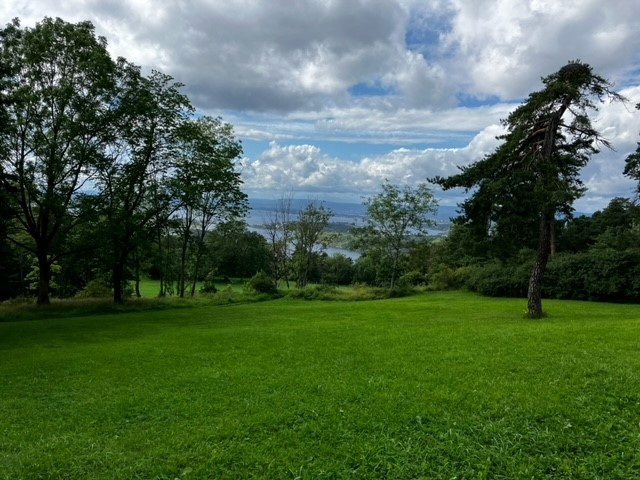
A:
[319,253,354,286]
[95,62,192,303]
[559,198,640,253]
[624,103,640,198]
[433,61,624,317]
[0,17,117,304]
[206,221,270,279]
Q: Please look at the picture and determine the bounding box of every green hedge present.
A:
[464,250,640,303]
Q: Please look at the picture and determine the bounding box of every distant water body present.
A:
[247,209,362,260]
[246,208,447,261]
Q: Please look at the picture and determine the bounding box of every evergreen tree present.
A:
[433,61,624,317]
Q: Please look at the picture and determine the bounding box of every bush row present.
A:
[460,249,640,303]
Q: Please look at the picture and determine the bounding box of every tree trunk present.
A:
[389,247,400,289]
[36,251,51,305]
[550,219,557,257]
[134,251,141,298]
[189,252,200,297]
[527,214,552,318]
[157,227,166,297]
[113,261,125,304]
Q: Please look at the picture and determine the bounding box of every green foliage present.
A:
[352,254,382,285]
[207,224,270,279]
[198,271,218,294]
[319,253,354,285]
[544,250,640,302]
[398,270,426,286]
[292,202,333,288]
[1,17,119,304]
[466,260,531,298]
[287,284,339,300]
[462,247,640,303]
[427,265,471,291]
[25,256,62,295]
[247,271,278,295]
[624,103,640,198]
[559,198,640,252]
[355,181,438,288]
[432,61,623,316]
[74,279,112,298]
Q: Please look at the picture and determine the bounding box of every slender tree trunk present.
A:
[133,249,141,298]
[550,218,557,257]
[113,261,125,304]
[190,233,206,297]
[36,250,51,305]
[113,247,130,304]
[527,103,565,317]
[189,243,201,297]
[179,237,188,298]
[527,214,552,318]
[157,226,165,297]
[389,246,400,288]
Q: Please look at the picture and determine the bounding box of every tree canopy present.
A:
[433,61,624,317]
[0,17,247,304]
[356,181,437,288]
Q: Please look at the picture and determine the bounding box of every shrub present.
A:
[287,284,338,300]
[388,284,415,298]
[399,271,426,287]
[75,279,112,298]
[248,271,278,295]
[199,272,218,294]
[427,265,471,291]
[466,261,530,298]
[544,250,640,302]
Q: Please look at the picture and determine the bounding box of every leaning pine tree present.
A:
[433,61,624,318]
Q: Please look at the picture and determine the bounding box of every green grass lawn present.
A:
[2,291,640,479]
[136,277,245,298]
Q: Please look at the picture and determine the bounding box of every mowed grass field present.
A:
[2,292,640,479]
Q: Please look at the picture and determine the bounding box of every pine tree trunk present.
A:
[527,214,551,318]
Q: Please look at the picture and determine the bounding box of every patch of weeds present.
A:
[287,284,339,300]
[283,283,417,301]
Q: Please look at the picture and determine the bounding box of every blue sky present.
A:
[5,0,640,212]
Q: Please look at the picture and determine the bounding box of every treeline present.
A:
[3,20,640,307]
[430,197,640,303]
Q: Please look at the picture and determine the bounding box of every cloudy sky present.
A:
[5,0,640,212]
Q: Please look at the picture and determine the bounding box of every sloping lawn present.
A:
[1,291,640,479]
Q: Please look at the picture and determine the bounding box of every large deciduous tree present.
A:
[433,61,623,318]
[95,63,192,303]
[0,17,117,304]
[357,181,437,288]
[171,116,247,298]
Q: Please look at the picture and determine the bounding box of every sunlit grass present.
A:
[2,291,640,478]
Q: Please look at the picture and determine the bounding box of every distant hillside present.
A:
[249,198,460,223]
